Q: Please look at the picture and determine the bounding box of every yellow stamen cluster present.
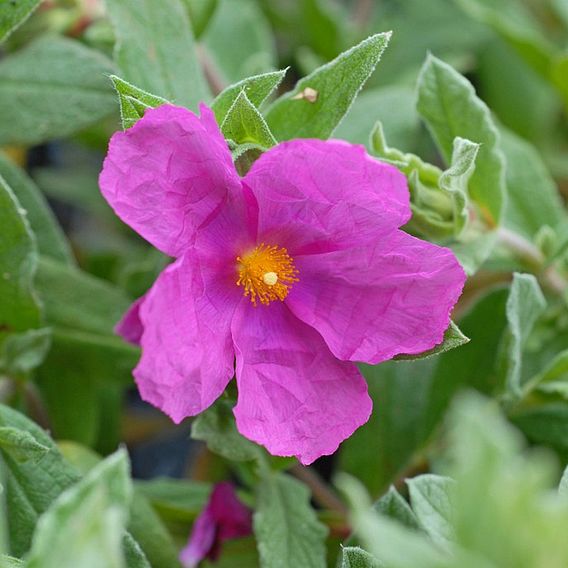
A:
[236,244,299,306]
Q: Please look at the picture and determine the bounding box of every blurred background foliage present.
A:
[1,0,568,566]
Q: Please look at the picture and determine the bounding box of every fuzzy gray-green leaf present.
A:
[0,176,41,334]
[221,91,276,149]
[212,69,287,124]
[110,75,169,129]
[0,153,73,266]
[0,37,116,146]
[106,0,209,109]
[0,0,41,43]
[417,55,506,228]
[254,473,328,568]
[266,33,391,140]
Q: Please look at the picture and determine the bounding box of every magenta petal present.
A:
[180,483,252,568]
[231,301,372,465]
[115,296,145,345]
[99,104,241,257]
[242,139,410,255]
[179,507,216,568]
[287,230,466,364]
[134,253,240,423]
[208,482,253,543]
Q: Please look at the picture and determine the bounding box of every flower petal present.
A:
[115,295,145,346]
[179,482,251,568]
[242,139,410,255]
[231,301,372,465]
[135,252,240,423]
[208,482,252,542]
[179,507,216,568]
[99,104,241,257]
[287,230,466,364]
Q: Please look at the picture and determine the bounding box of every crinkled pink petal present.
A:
[180,482,252,568]
[115,295,146,345]
[231,301,372,465]
[194,180,258,262]
[242,139,410,255]
[287,230,466,364]
[135,251,241,423]
[99,104,240,257]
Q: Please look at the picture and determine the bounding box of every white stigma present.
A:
[263,272,278,286]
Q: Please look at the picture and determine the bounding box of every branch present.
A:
[290,463,348,516]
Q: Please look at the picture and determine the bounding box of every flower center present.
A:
[236,244,299,306]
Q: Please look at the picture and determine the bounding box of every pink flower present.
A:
[179,482,252,567]
[100,104,466,464]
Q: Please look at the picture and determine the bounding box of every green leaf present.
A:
[446,393,568,568]
[299,0,345,60]
[438,138,479,224]
[55,443,182,568]
[365,0,486,89]
[0,555,23,568]
[122,537,151,568]
[0,153,73,266]
[371,125,477,241]
[25,450,132,568]
[0,37,116,146]
[134,478,210,523]
[0,328,51,377]
[182,0,218,38]
[0,404,80,556]
[58,442,102,474]
[500,273,546,399]
[191,399,260,462]
[511,403,568,457]
[406,475,455,549]
[110,76,169,129]
[500,128,566,239]
[266,33,391,140]
[0,176,41,334]
[552,53,568,111]
[0,406,148,566]
[0,0,41,43]
[35,329,137,447]
[203,0,276,84]
[0,427,49,464]
[254,473,328,568]
[106,0,209,109]
[476,36,559,144]
[338,475,450,568]
[394,321,469,361]
[553,0,568,27]
[212,69,287,124]
[128,494,182,568]
[529,350,568,397]
[221,91,276,149]
[559,465,568,498]
[374,487,420,530]
[335,85,419,149]
[341,547,381,568]
[35,257,131,336]
[417,54,506,228]
[452,0,554,77]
